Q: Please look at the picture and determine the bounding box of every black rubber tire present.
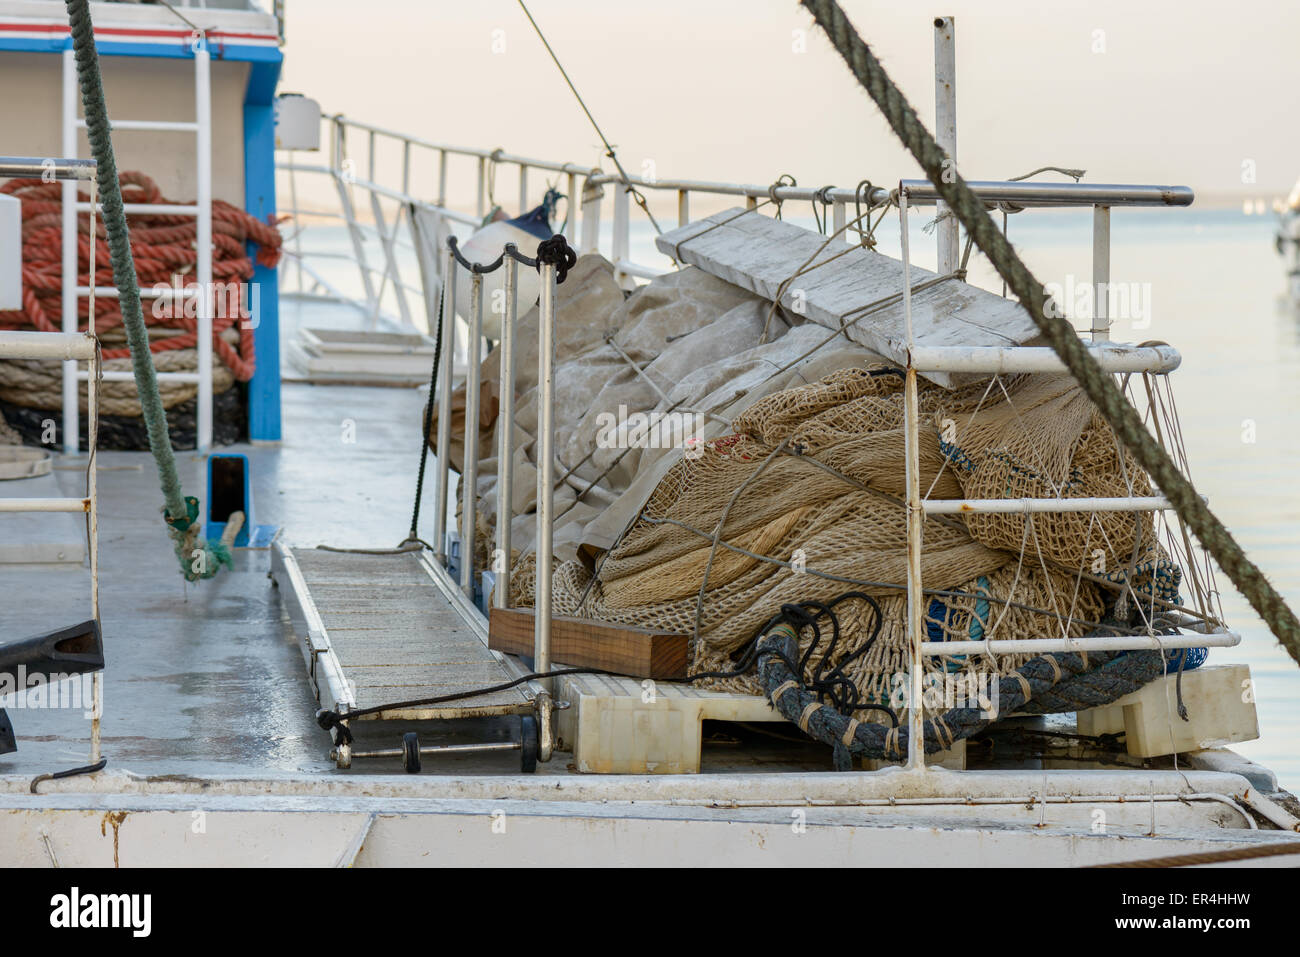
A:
[520,715,539,773]
[402,731,421,774]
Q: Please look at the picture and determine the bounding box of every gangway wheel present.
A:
[520,715,539,773]
[402,732,421,773]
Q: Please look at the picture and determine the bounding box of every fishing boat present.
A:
[0,0,1298,871]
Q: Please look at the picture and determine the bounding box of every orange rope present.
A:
[0,171,282,382]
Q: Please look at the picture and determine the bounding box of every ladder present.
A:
[60,36,214,452]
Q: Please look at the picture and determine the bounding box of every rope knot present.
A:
[535,234,577,284]
[316,709,354,745]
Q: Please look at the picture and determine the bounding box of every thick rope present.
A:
[758,621,1164,761]
[1092,841,1300,868]
[65,0,229,581]
[801,0,1300,663]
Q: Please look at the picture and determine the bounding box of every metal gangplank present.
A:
[271,239,564,773]
[272,545,541,771]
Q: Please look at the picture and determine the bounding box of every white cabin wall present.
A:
[0,52,249,205]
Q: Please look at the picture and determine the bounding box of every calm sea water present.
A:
[303,205,1300,789]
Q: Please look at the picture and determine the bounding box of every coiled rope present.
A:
[801,0,1300,663]
[0,171,279,381]
[757,611,1165,768]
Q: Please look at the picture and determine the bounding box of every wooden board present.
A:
[488,608,688,680]
[655,209,1042,387]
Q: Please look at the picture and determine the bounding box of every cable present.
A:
[515,0,668,241]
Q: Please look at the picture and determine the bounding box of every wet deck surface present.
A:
[0,366,448,777]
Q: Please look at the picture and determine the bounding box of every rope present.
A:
[515,0,669,247]
[63,0,232,581]
[757,617,1163,762]
[1092,840,1300,867]
[0,173,271,380]
[404,271,445,546]
[801,0,1300,663]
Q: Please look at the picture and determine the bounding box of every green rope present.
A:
[65,0,229,581]
[800,0,1300,663]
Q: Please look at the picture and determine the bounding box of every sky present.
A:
[277,0,1300,210]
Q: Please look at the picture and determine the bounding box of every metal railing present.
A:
[890,181,1235,769]
[428,234,561,762]
[58,41,215,452]
[277,115,1201,336]
[1,154,103,765]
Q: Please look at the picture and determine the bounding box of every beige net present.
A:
[507,365,1167,698]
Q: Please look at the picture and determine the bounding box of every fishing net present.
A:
[510,364,1178,699]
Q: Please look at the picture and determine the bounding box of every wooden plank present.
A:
[489,608,688,680]
[655,209,1042,387]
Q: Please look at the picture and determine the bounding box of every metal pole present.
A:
[566,171,578,244]
[494,256,518,609]
[901,180,1194,207]
[433,249,458,563]
[535,261,558,690]
[476,156,486,220]
[460,273,483,600]
[195,39,214,451]
[612,185,631,288]
[88,345,100,763]
[934,16,958,275]
[61,48,79,455]
[580,176,602,254]
[333,120,378,314]
[1092,205,1111,341]
[900,193,925,771]
[518,164,528,214]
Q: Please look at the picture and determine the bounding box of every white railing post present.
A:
[460,272,484,599]
[612,185,631,289]
[437,149,448,208]
[934,16,959,276]
[87,340,100,761]
[434,247,458,563]
[580,175,602,254]
[195,38,213,451]
[535,259,557,691]
[565,171,578,244]
[61,48,79,454]
[1092,205,1111,341]
[494,254,518,609]
[476,155,486,220]
[332,119,379,314]
[900,190,926,771]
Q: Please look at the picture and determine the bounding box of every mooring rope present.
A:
[65,0,232,581]
[800,0,1300,663]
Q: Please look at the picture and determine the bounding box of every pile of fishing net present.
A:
[532,367,1178,701]
[445,255,1179,708]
